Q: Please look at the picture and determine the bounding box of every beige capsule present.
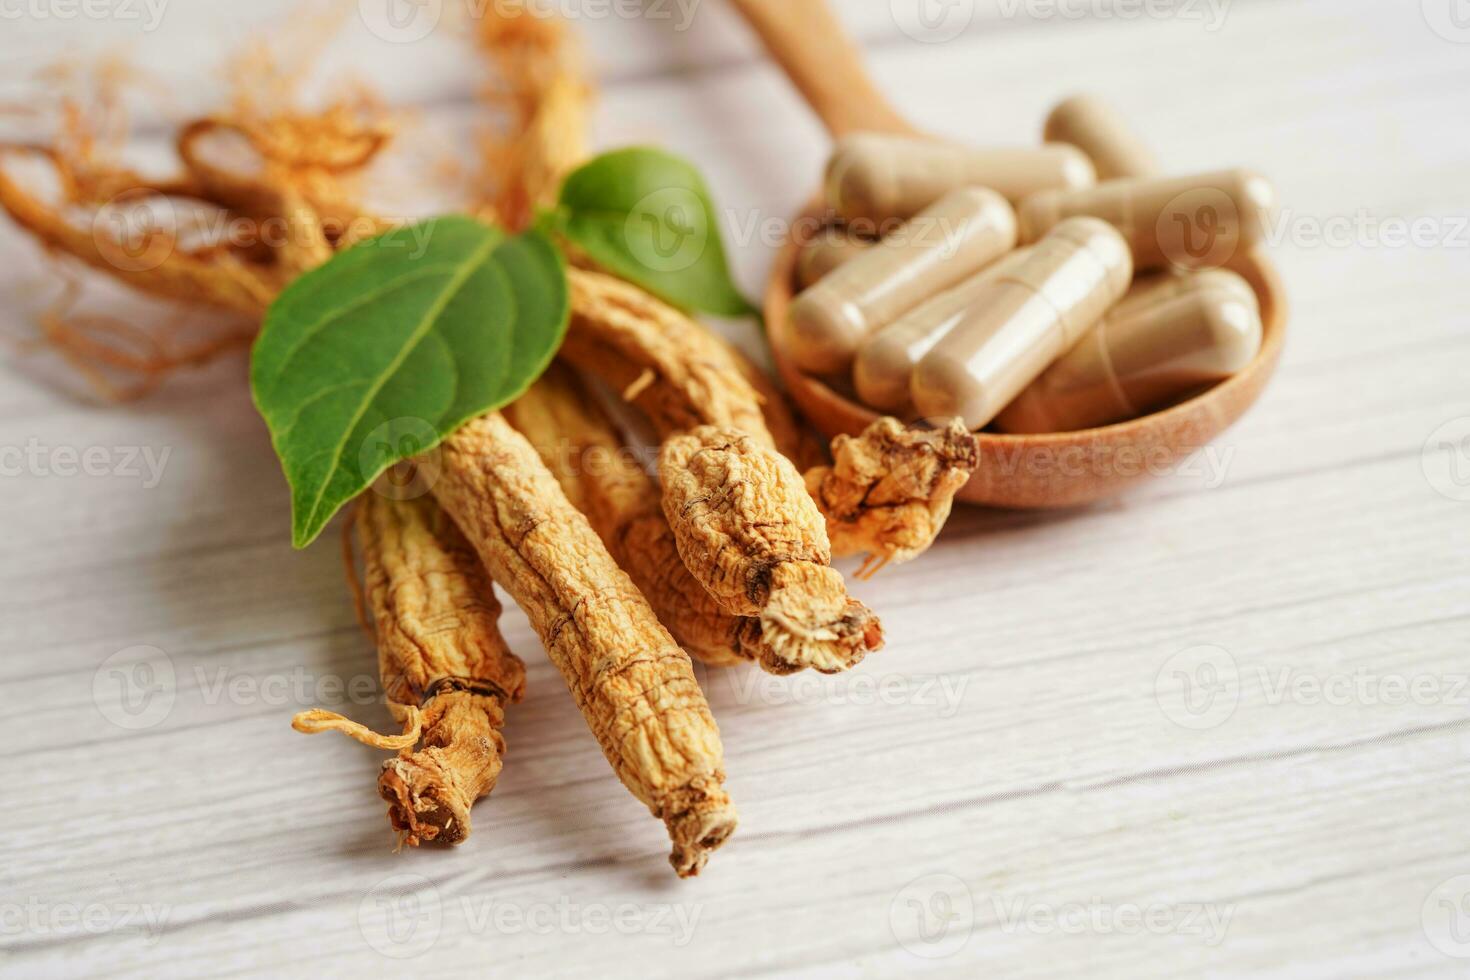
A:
[1017,168,1277,272]
[1108,267,1258,318]
[795,229,874,289]
[911,217,1133,429]
[826,132,1096,225]
[788,186,1017,375]
[1043,94,1159,181]
[994,269,1262,433]
[1038,102,1284,327]
[853,247,1034,412]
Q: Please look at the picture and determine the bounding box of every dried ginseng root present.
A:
[174,118,393,255]
[505,364,792,670]
[563,270,886,671]
[558,267,821,467]
[724,340,829,471]
[292,490,527,846]
[471,2,590,231]
[560,268,775,447]
[661,426,884,675]
[0,148,276,316]
[560,269,963,572]
[807,418,980,578]
[431,412,737,877]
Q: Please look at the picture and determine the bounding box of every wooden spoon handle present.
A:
[728,0,915,138]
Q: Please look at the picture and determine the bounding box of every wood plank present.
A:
[0,0,1466,975]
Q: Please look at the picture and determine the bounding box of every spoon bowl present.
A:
[765,202,1288,508]
[730,0,1288,507]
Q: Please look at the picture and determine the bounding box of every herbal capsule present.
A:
[1112,267,1259,317]
[911,217,1133,429]
[826,132,1095,225]
[994,269,1262,433]
[796,230,873,288]
[853,247,1034,412]
[788,186,1017,375]
[1043,94,1159,181]
[1017,168,1277,272]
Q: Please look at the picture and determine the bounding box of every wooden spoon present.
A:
[730,0,1288,508]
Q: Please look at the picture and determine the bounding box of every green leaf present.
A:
[250,216,569,548]
[555,147,755,317]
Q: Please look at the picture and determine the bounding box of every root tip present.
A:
[378,754,473,847]
[665,799,738,878]
[757,564,885,674]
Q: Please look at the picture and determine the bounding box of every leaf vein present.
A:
[265,263,462,394]
[297,235,499,540]
[274,379,371,443]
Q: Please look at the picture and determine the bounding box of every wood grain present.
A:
[1,0,1468,976]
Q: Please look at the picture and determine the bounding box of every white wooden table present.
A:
[2,1,1468,976]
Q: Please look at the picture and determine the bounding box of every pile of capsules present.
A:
[787,95,1279,434]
